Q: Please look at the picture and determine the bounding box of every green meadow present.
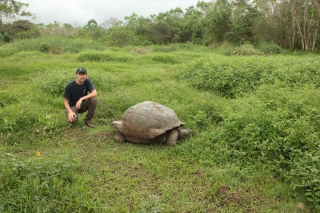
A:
[0,40,319,212]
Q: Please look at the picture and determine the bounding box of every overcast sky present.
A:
[21,0,204,26]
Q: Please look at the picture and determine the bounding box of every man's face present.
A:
[76,72,87,84]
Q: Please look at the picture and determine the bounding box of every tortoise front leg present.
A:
[166,129,179,146]
[114,131,126,143]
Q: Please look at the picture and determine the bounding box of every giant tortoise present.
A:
[111,101,192,146]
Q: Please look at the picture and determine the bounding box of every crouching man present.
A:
[64,67,98,128]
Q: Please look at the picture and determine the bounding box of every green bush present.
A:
[177,55,320,210]
[178,55,268,98]
[31,70,72,97]
[1,40,319,211]
[77,51,133,62]
[231,44,263,55]
[0,47,17,57]
[0,36,107,54]
[179,55,320,98]
[0,153,100,212]
[89,72,117,91]
[152,45,177,52]
[189,84,320,210]
[150,53,180,64]
[257,42,282,54]
[40,42,49,53]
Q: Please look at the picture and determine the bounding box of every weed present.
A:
[0,152,101,212]
[77,51,133,62]
[0,39,318,212]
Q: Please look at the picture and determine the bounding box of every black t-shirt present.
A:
[64,78,95,107]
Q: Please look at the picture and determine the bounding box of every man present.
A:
[64,67,98,128]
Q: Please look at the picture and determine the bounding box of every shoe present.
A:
[85,121,94,128]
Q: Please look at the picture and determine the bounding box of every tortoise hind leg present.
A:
[166,129,179,146]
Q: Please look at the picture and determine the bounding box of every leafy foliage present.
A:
[77,51,134,62]
[0,40,319,211]
[0,36,107,54]
[149,52,181,64]
[31,70,72,97]
[178,54,320,210]
[179,55,320,98]
[0,0,32,19]
[1,0,320,51]
[0,153,99,212]
[256,42,282,54]
[104,26,136,47]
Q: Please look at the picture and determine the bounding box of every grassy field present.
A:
[0,42,319,212]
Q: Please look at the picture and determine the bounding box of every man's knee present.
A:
[90,97,98,106]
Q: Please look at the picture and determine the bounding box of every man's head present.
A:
[76,67,87,75]
[75,67,87,84]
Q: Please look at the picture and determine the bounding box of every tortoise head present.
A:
[111,121,123,130]
[178,128,193,138]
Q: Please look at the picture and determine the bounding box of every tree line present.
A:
[0,0,319,51]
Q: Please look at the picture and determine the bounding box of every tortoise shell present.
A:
[117,101,185,141]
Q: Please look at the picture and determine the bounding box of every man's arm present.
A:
[75,89,97,109]
[64,98,77,122]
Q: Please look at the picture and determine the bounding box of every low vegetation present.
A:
[0,39,319,212]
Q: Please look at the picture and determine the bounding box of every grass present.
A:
[0,41,318,212]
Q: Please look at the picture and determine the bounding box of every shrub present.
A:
[179,55,320,98]
[31,70,72,97]
[178,55,269,98]
[0,153,100,212]
[89,72,117,91]
[257,42,282,54]
[40,42,49,53]
[231,44,263,55]
[0,36,107,54]
[77,51,133,62]
[193,84,320,210]
[152,45,177,52]
[0,47,17,57]
[150,53,180,64]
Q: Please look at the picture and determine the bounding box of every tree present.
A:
[84,19,98,29]
[43,21,65,36]
[100,17,120,30]
[201,0,231,44]
[184,6,204,44]
[290,0,320,51]
[9,19,40,39]
[227,0,261,45]
[105,26,135,47]
[0,0,33,42]
[150,20,172,44]
[63,23,73,29]
[255,0,320,50]
[84,19,105,40]
[0,0,32,20]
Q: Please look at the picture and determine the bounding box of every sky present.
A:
[20,0,203,26]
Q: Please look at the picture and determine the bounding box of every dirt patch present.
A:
[60,127,83,139]
[60,127,112,142]
[210,185,263,210]
[88,131,112,142]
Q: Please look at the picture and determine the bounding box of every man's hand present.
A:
[68,111,77,122]
[76,99,83,109]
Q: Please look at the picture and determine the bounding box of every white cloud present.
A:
[21,0,203,26]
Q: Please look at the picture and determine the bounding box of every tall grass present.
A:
[0,39,319,212]
[178,54,320,210]
[0,153,101,212]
